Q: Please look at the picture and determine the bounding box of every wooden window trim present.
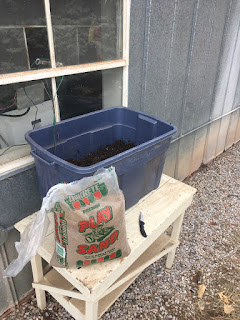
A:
[0,0,131,177]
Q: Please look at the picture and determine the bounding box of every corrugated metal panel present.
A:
[128,0,147,111]
[129,0,240,179]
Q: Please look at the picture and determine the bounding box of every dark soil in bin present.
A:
[67,139,136,167]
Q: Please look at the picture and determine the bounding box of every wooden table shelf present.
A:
[15,174,196,320]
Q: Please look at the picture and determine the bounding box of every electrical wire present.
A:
[0,144,28,157]
[0,92,17,111]
[0,107,30,117]
[23,87,38,129]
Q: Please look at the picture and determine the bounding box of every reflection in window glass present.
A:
[26,28,50,69]
[56,68,122,120]
[0,79,53,164]
[0,0,50,74]
[51,0,123,66]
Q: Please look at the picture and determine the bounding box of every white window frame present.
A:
[0,0,131,178]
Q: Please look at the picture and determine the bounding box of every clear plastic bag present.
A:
[4,167,130,277]
[3,182,60,277]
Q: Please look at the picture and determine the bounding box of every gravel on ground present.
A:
[2,142,240,320]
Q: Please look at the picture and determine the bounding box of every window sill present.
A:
[0,155,35,181]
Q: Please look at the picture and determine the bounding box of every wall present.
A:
[1,0,240,315]
[129,0,240,181]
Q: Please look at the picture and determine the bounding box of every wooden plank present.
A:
[0,156,34,176]
[15,175,195,301]
[69,273,140,319]
[122,0,131,107]
[33,282,84,301]
[0,60,126,85]
[32,268,87,301]
[166,212,184,268]
[88,180,195,299]
[44,0,56,68]
[51,77,60,122]
[31,254,46,310]
[36,238,91,297]
[14,175,171,234]
[43,1,61,122]
[85,301,98,320]
[64,177,195,292]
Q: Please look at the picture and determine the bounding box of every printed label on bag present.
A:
[64,183,108,210]
[56,242,66,258]
[50,168,131,269]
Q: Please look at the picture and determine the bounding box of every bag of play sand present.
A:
[4,167,131,276]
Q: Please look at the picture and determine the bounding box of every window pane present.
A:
[0,0,50,74]
[56,68,122,120]
[0,79,54,165]
[51,0,123,66]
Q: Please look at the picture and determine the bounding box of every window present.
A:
[0,0,130,174]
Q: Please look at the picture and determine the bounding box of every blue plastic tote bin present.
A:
[25,107,176,209]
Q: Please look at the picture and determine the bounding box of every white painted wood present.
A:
[33,283,85,301]
[32,268,86,301]
[43,0,61,122]
[15,175,196,319]
[69,274,140,319]
[0,156,34,176]
[51,77,60,122]
[85,301,98,320]
[23,27,30,69]
[122,0,131,63]
[166,212,185,269]
[37,237,91,297]
[44,0,56,68]
[79,178,195,299]
[0,60,126,85]
[122,0,131,107]
[31,254,46,310]
[122,65,129,107]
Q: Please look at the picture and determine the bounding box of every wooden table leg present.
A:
[86,300,99,320]
[31,254,46,310]
[166,212,185,269]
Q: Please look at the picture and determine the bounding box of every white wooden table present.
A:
[15,174,196,320]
